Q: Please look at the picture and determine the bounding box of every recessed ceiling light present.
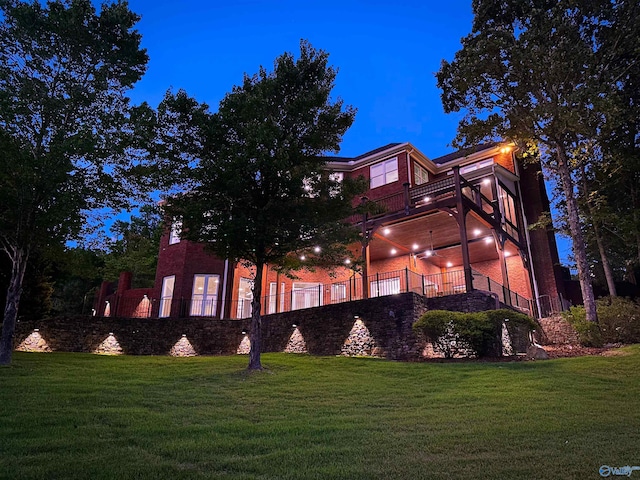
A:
[391,248,397,255]
[473,229,481,236]
[383,228,391,235]
[314,246,321,253]
[344,258,351,265]
[504,251,511,257]
[485,236,493,244]
[412,243,419,250]
[446,262,453,267]
[482,178,491,185]
[300,255,305,261]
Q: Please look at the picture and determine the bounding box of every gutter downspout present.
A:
[513,156,542,318]
[220,259,229,319]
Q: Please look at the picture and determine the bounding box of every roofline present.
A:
[432,143,515,172]
[325,142,442,171]
[325,141,515,174]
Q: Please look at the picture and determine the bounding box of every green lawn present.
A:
[1,349,640,480]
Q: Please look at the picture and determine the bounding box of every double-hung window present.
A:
[414,163,429,185]
[370,157,398,188]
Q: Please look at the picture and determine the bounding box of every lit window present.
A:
[169,219,182,245]
[414,163,429,185]
[460,158,494,175]
[292,282,323,310]
[370,277,401,297]
[331,283,347,303]
[370,157,398,188]
[160,276,175,318]
[190,274,220,317]
[237,278,253,319]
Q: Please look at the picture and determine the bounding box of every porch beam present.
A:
[453,167,474,293]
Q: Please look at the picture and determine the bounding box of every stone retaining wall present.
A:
[536,315,579,344]
[9,291,511,360]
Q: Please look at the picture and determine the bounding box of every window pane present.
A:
[206,276,219,295]
[161,276,175,297]
[370,163,384,177]
[193,275,205,293]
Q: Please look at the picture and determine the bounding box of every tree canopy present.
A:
[164,41,363,370]
[0,0,151,364]
[436,0,640,322]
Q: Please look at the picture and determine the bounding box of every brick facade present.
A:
[102,142,566,321]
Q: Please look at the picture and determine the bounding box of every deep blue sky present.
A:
[123,0,572,265]
[126,0,472,159]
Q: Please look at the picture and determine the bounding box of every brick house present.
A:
[97,142,567,319]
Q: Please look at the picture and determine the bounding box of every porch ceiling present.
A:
[368,210,514,268]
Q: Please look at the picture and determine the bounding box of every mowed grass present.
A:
[1,349,640,480]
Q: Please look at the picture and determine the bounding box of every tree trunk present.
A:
[0,246,29,365]
[579,165,617,297]
[247,262,264,370]
[555,146,598,323]
[593,220,617,297]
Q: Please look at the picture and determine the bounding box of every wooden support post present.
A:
[453,166,474,293]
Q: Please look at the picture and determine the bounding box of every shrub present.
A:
[454,312,501,358]
[414,309,536,358]
[562,305,603,346]
[597,297,640,344]
[413,310,467,358]
[564,297,640,346]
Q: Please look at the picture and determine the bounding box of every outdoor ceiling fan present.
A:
[418,231,445,261]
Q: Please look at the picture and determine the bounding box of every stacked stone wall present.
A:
[9,291,514,360]
[536,315,579,345]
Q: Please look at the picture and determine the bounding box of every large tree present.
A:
[164,41,363,370]
[102,204,162,288]
[0,0,150,364]
[436,0,639,322]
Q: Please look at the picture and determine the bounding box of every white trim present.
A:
[220,259,229,319]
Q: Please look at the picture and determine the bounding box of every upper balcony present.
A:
[354,164,522,246]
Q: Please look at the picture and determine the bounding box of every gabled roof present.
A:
[431,143,498,165]
[321,143,402,163]
[353,143,402,160]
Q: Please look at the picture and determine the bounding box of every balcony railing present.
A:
[356,173,501,226]
[97,268,533,319]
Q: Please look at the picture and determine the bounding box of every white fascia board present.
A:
[433,143,515,174]
[325,142,439,173]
